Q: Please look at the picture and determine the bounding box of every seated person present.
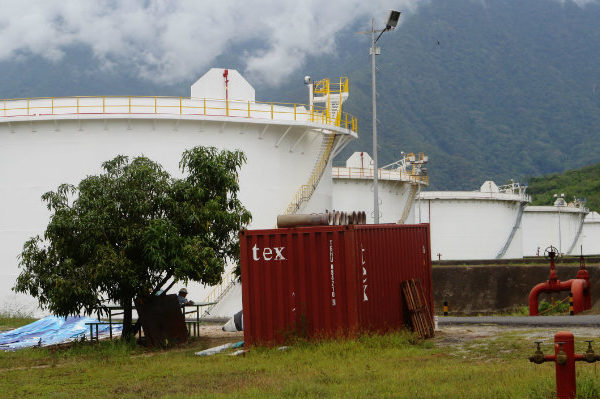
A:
[177,288,194,306]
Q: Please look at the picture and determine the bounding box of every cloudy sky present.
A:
[0,0,596,86]
[0,0,426,86]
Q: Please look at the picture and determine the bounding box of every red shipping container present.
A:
[240,223,433,346]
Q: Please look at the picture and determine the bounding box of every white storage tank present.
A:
[331,152,429,223]
[522,197,589,257]
[0,69,357,316]
[577,211,600,255]
[410,181,531,260]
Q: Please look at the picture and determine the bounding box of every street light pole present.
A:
[362,10,400,224]
[371,18,380,224]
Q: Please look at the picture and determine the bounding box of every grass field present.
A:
[0,312,37,331]
[1,321,599,398]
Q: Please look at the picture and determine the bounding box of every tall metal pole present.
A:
[371,18,380,224]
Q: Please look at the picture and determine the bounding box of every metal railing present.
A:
[332,166,430,185]
[314,76,349,96]
[421,191,531,202]
[199,267,238,316]
[283,133,336,215]
[0,95,358,133]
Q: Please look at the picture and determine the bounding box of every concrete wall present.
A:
[433,265,600,315]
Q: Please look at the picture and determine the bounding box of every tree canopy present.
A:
[14,146,251,336]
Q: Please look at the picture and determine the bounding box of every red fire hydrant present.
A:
[529,331,600,398]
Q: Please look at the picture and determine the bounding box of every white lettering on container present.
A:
[361,244,368,302]
[251,244,286,261]
[329,239,336,306]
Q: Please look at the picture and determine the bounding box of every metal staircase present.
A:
[201,77,352,314]
[398,183,419,224]
[283,133,336,215]
[283,77,349,215]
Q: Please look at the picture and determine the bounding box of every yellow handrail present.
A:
[0,95,358,134]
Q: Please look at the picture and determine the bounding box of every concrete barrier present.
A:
[433,265,600,315]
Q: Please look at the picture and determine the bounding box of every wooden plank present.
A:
[401,279,434,338]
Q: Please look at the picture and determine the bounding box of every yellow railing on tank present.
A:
[313,77,349,96]
[0,95,358,134]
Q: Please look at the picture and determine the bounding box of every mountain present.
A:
[264,0,600,190]
[527,162,600,212]
[1,0,600,190]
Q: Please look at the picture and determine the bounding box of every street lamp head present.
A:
[385,10,401,31]
[304,75,312,85]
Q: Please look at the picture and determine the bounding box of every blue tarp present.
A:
[0,316,122,350]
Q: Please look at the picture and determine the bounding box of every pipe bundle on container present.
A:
[277,211,367,228]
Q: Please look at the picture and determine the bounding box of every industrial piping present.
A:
[528,247,591,316]
[277,211,367,228]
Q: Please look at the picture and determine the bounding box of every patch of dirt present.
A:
[195,324,244,339]
[434,325,599,346]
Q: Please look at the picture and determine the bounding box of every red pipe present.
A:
[529,280,573,316]
[223,69,229,102]
[529,279,589,316]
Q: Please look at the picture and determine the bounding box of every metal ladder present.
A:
[398,183,419,224]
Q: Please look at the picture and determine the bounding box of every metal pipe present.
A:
[350,211,357,225]
[334,211,340,225]
[277,213,329,228]
[340,212,348,225]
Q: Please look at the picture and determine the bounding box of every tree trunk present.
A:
[121,299,134,339]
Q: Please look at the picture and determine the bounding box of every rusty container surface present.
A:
[240,224,432,346]
[352,225,433,332]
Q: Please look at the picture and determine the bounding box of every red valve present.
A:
[529,331,599,399]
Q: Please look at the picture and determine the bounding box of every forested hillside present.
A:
[264,0,600,190]
[527,162,600,212]
[1,0,600,190]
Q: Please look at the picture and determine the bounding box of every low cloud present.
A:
[0,0,424,85]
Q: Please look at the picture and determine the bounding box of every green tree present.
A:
[14,146,251,338]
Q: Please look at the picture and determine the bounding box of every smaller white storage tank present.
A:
[577,211,600,255]
[573,211,600,255]
[411,181,530,260]
[331,152,429,224]
[522,198,588,257]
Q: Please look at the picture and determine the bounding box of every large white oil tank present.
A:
[0,69,357,316]
[576,211,600,255]
[522,198,589,257]
[410,181,531,260]
[332,152,429,223]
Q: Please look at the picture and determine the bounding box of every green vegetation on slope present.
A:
[264,0,600,190]
[528,162,600,212]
